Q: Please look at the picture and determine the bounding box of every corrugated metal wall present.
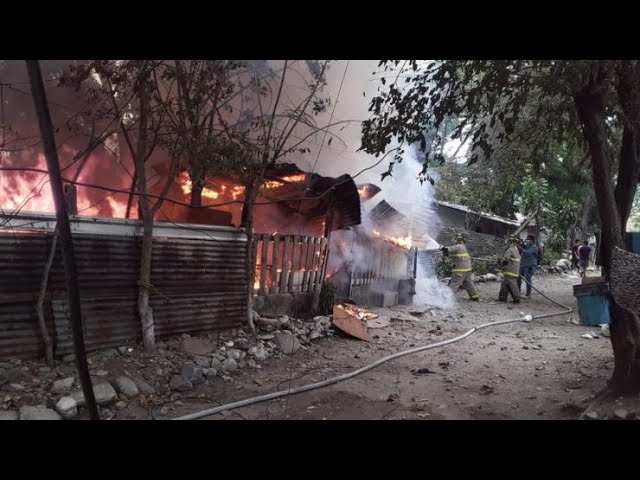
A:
[0,217,247,360]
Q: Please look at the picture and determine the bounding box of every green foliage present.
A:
[319,279,337,316]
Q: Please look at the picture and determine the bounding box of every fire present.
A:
[372,229,412,250]
[281,174,305,183]
[1,152,131,219]
[358,186,367,198]
[232,185,245,200]
[261,174,305,190]
[335,303,379,321]
[262,180,284,189]
[179,172,219,200]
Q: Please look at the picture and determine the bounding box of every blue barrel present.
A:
[626,232,640,255]
[572,283,611,326]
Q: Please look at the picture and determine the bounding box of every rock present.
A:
[113,376,139,399]
[115,401,127,409]
[0,361,12,369]
[94,383,118,406]
[95,370,109,377]
[273,331,301,355]
[238,360,247,369]
[0,410,18,421]
[181,365,205,385]
[309,329,323,340]
[194,356,211,368]
[247,346,258,357]
[72,382,117,407]
[118,346,133,355]
[222,358,238,372]
[248,359,257,369]
[180,338,215,356]
[203,368,217,377]
[19,405,62,421]
[584,411,599,420]
[136,379,155,396]
[39,367,51,373]
[614,409,629,420]
[227,349,242,361]
[210,358,224,372]
[234,339,250,351]
[254,346,270,361]
[9,383,25,391]
[55,396,78,419]
[169,375,193,392]
[11,359,22,366]
[160,406,169,416]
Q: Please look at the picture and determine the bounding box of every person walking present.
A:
[517,235,539,299]
[499,235,521,304]
[440,233,480,301]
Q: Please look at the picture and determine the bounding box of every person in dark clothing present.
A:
[578,240,591,276]
[517,235,539,299]
[570,240,580,270]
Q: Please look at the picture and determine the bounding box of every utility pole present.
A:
[26,60,99,420]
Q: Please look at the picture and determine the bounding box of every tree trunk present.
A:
[36,232,57,366]
[242,182,258,335]
[190,178,203,207]
[575,85,640,391]
[133,80,156,349]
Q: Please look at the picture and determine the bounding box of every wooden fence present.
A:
[252,234,329,295]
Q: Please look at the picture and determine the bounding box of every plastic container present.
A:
[572,283,611,326]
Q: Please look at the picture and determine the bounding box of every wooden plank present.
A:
[288,235,299,293]
[301,237,311,293]
[280,235,291,294]
[259,234,268,292]
[308,237,319,292]
[271,235,280,294]
[317,238,329,291]
[312,238,323,291]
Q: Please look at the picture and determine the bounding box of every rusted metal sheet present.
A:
[0,215,247,360]
[53,293,245,355]
[0,301,54,361]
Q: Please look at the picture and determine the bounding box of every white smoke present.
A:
[306,61,458,309]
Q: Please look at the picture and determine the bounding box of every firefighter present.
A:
[499,235,521,303]
[440,233,479,301]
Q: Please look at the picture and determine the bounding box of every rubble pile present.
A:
[0,313,335,420]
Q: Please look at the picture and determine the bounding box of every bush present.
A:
[319,279,337,315]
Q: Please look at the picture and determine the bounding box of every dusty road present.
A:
[177,274,613,420]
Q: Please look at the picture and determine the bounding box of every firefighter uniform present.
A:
[444,241,479,301]
[499,239,521,303]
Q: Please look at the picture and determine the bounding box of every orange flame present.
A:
[372,229,412,250]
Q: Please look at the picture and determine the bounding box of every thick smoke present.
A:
[311,61,455,309]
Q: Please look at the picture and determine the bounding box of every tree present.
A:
[60,60,178,348]
[157,60,246,207]
[362,60,640,391]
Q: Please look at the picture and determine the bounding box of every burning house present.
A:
[0,160,362,359]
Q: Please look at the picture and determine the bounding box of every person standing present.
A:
[440,233,480,301]
[578,240,591,277]
[518,235,539,299]
[499,235,521,303]
[570,240,580,270]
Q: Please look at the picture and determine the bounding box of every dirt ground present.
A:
[4,272,637,420]
[171,273,621,421]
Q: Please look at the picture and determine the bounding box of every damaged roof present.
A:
[436,200,520,227]
[262,163,361,232]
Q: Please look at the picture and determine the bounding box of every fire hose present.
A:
[173,275,572,421]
